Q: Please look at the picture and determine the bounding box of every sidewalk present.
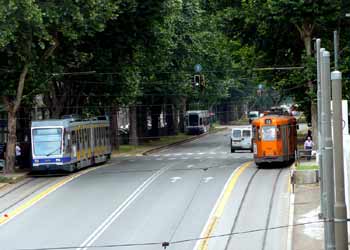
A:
[292,183,323,250]
[0,171,29,190]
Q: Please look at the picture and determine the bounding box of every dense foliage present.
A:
[1,0,350,172]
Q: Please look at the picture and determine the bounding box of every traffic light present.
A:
[193,75,206,90]
[194,75,201,87]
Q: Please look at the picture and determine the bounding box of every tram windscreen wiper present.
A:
[46,147,61,156]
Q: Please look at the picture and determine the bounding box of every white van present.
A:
[230,125,253,153]
[248,111,259,123]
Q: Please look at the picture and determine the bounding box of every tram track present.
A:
[0,177,57,214]
[224,167,284,250]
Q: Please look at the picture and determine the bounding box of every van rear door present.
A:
[242,130,252,148]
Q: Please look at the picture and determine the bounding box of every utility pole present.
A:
[334,31,339,70]
[321,50,336,250]
[331,70,349,250]
[316,40,326,218]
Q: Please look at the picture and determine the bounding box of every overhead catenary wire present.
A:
[16,219,334,250]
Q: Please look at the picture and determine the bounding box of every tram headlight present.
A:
[55,158,61,162]
[34,159,39,163]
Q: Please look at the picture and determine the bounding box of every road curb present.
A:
[0,172,28,185]
[0,183,8,191]
[142,127,228,156]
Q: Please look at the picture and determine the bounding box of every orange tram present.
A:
[251,114,297,166]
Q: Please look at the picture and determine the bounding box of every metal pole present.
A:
[321,50,336,250]
[334,31,339,70]
[319,47,326,218]
[317,40,325,217]
[331,70,349,250]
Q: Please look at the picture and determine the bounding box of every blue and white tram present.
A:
[184,110,210,134]
[31,116,111,172]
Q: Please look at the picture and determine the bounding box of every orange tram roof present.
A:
[252,115,296,126]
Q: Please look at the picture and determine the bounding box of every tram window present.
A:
[200,118,203,125]
[257,127,261,141]
[189,114,199,126]
[277,126,281,139]
[86,129,88,147]
[72,130,76,145]
[95,128,98,146]
[104,128,106,144]
[77,130,80,151]
[262,126,276,141]
[101,127,105,146]
[82,129,85,148]
[98,127,101,146]
[252,126,257,139]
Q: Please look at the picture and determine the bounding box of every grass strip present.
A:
[296,164,319,171]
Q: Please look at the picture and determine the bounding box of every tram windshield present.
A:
[261,126,276,141]
[32,128,62,156]
[188,114,199,126]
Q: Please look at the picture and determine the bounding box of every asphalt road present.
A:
[0,129,290,250]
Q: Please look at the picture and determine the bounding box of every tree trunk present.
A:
[166,104,174,135]
[4,111,16,174]
[110,105,119,150]
[173,108,179,134]
[304,36,312,56]
[304,34,317,145]
[179,98,186,133]
[297,22,317,145]
[150,105,161,137]
[3,64,28,174]
[137,105,147,143]
[129,105,138,146]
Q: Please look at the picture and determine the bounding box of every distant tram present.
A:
[31,116,111,172]
[184,110,210,134]
[251,114,297,166]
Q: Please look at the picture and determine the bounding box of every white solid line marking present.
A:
[286,192,295,250]
[170,176,182,183]
[77,166,170,250]
[203,177,214,183]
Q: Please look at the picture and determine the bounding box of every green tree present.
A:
[0,0,120,174]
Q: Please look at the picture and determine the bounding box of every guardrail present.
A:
[295,149,316,165]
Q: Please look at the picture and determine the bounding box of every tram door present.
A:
[71,130,77,160]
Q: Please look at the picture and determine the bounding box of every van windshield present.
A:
[249,113,258,119]
[232,130,241,138]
